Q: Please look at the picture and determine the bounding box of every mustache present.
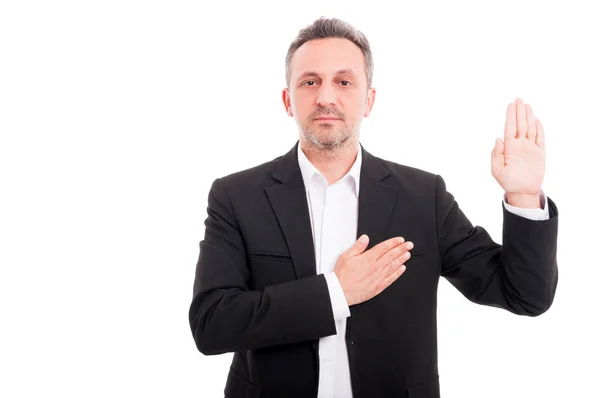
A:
[310,108,344,120]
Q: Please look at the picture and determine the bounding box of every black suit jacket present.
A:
[189,141,559,398]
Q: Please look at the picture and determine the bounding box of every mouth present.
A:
[313,117,341,121]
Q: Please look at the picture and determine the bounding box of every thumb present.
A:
[346,234,369,257]
[491,137,504,165]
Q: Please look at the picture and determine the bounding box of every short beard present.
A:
[300,123,357,154]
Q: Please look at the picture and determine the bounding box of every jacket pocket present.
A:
[250,252,292,262]
[224,368,261,398]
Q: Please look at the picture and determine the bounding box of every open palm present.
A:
[491,98,546,195]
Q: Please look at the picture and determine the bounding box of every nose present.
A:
[316,82,338,107]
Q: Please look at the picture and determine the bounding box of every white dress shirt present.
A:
[297,143,550,398]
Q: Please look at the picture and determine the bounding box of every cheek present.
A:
[291,94,311,116]
[343,99,366,121]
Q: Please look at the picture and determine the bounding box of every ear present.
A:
[363,87,376,117]
[282,88,293,117]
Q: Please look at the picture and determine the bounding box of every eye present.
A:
[302,80,317,86]
[339,80,352,86]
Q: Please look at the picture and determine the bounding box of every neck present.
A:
[299,136,360,186]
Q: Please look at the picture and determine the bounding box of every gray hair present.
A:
[285,17,374,88]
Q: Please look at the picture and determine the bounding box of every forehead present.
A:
[290,38,366,79]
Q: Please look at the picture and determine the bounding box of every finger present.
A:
[504,103,517,141]
[345,234,370,257]
[366,236,404,262]
[379,263,407,292]
[378,250,411,279]
[526,104,536,141]
[535,118,545,149]
[516,98,527,139]
[377,241,412,268]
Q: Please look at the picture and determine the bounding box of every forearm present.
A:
[498,196,559,314]
[471,196,558,315]
[189,274,338,355]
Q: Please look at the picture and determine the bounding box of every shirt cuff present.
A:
[503,190,550,221]
[324,272,351,321]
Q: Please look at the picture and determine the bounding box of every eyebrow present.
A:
[297,69,357,80]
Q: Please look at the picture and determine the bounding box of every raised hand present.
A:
[491,98,546,208]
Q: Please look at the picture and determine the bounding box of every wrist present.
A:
[505,192,541,209]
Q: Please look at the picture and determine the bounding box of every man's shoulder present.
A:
[212,154,282,192]
[374,153,439,188]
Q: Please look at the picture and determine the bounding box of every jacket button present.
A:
[350,341,355,345]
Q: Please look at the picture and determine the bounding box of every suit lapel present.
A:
[265,141,398,280]
[356,145,398,250]
[265,142,316,280]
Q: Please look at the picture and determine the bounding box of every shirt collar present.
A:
[297,142,362,197]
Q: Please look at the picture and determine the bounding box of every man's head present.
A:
[282,17,376,152]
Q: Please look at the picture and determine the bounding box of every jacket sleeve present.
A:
[436,175,559,316]
[189,177,337,355]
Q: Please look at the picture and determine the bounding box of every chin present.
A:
[314,135,353,151]
[301,123,355,146]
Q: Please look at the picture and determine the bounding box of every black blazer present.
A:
[189,141,559,398]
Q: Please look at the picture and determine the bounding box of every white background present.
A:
[1,0,598,397]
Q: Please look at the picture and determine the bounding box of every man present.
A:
[189,17,558,398]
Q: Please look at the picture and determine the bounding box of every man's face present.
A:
[283,38,376,151]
